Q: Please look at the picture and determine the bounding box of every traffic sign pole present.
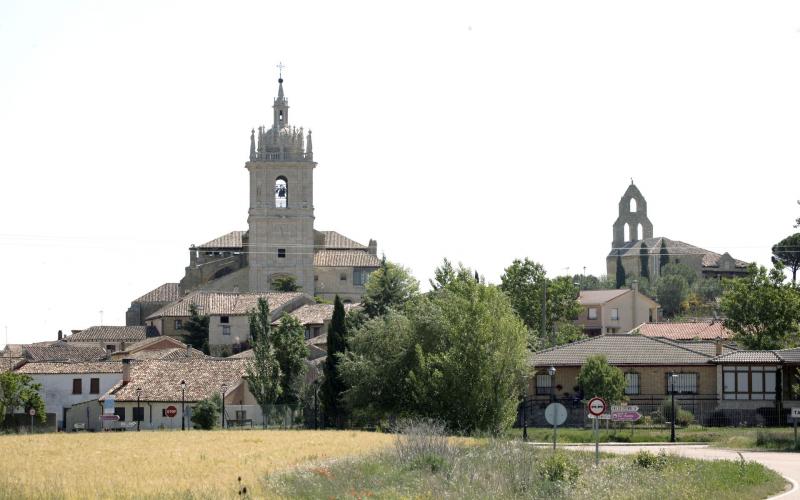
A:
[594,417,599,466]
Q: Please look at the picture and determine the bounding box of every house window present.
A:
[222,325,231,336]
[536,374,552,395]
[235,410,247,421]
[106,344,116,353]
[340,273,347,281]
[588,308,598,320]
[625,373,640,395]
[314,275,319,282]
[313,326,321,337]
[220,316,229,324]
[72,378,82,395]
[610,308,619,321]
[666,373,698,395]
[278,249,286,258]
[304,327,311,340]
[175,319,183,330]
[723,366,778,400]
[132,407,144,422]
[114,407,125,422]
[353,268,371,286]
[90,378,100,394]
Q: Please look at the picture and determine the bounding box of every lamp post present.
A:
[221,383,228,429]
[521,385,528,442]
[180,380,186,431]
[670,373,678,443]
[548,366,557,450]
[136,387,142,432]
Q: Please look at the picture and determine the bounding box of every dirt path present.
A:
[564,443,800,499]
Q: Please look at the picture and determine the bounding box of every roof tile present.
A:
[530,334,712,366]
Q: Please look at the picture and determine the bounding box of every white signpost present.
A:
[545,402,568,450]
[791,407,800,448]
[587,397,607,466]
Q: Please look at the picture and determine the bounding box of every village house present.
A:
[16,361,123,431]
[632,320,734,341]
[65,325,160,354]
[575,286,661,336]
[108,336,206,361]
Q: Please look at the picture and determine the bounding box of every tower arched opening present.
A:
[275,176,288,208]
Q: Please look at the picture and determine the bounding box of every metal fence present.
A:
[518,396,793,428]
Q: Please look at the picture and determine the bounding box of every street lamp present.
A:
[136,387,142,432]
[521,383,528,442]
[221,383,228,429]
[670,373,678,443]
[180,380,186,431]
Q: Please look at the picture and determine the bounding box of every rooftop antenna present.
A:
[99,310,104,326]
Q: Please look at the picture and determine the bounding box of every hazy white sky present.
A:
[1,1,799,346]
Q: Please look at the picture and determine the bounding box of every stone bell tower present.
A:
[246,74,316,293]
[612,181,653,250]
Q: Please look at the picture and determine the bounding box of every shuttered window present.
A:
[72,378,82,395]
[90,378,100,394]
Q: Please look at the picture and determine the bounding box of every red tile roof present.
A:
[635,321,733,340]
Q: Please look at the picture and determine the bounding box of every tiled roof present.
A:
[66,326,156,343]
[317,231,366,250]
[197,231,246,249]
[314,250,381,267]
[307,333,327,347]
[16,361,122,374]
[128,347,207,360]
[578,289,629,305]
[1,357,25,373]
[636,321,734,340]
[133,283,180,304]
[611,237,748,269]
[229,349,253,359]
[711,351,783,364]
[2,344,26,357]
[101,359,248,402]
[530,334,712,367]
[274,304,332,325]
[24,342,108,362]
[776,347,800,364]
[673,340,738,357]
[119,336,186,354]
[146,291,308,319]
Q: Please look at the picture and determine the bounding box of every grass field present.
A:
[510,425,800,450]
[0,430,393,499]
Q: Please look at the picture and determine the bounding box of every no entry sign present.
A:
[165,406,178,418]
[587,397,607,416]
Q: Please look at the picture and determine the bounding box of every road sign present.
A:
[791,407,800,419]
[103,396,115,415]
[611,411,642,422]
[28,408,36,416]
[587,413,611,420]
[587,397,607,416]
[100,414,120,421]
[165,406,178,418]
[545,402,568,426]
[611,405,638,412]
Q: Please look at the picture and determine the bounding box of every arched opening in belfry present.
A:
[637,223,643,241]
[624,223,631,242]
[275,176,288,208]
[630,198,637,213]
[279,110,284,124]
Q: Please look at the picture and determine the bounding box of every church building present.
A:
[127,76,379,325]
[606,182,749,282]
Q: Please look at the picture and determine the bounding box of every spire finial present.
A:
[277,61,286,82]
[631,177,634,185]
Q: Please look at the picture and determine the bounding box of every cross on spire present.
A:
[277,62,286,80]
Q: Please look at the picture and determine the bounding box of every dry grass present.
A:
[0,430,393,499]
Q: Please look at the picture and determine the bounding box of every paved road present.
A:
[565,443,800,499]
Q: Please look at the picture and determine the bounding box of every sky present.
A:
[1,1,799,347]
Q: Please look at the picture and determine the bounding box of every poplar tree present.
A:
[640,242,650,279]
[615,254,626,289]
[320,296,348,427]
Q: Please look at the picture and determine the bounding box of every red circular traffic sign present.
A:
[165,406,178,418]
[587,397,607,416]
[28,408,36,416]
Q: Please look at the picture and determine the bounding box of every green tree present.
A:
[576,355,625,405]
[615,254,625,289]
[363,257,420,318]
[772,233,800,283]
[272,276,301,292]
[720,263,800,349]
[0,372,46,424]
[640,242,650,279]
[245,332,282,428]
[429,258,456,290]
[659,241,669,272]
[692,277,723,303]
[183,304,209,354]
[661,262,697,285]
[271,314,309,404]
[321,296,348,427]
[249,297,271,343]
[655,274,689,317]
[190,394,221,429]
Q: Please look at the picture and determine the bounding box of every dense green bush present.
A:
[191,395,221,430]
[657,399,695,427]
[537,452,580,483]
[633,450,668,469]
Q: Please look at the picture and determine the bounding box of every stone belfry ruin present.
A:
[246,74,316,292]
[611,181,653,250]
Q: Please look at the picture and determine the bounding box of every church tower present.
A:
[612,181,653,250]
[246,75,316,293]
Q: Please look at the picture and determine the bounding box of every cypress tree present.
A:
[640,242,650,279]
[659,240,669,273]
[320,295,348,427]
[615,253,625,289]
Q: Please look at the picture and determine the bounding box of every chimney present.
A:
[122,358,133,384]
[367,239,378,256]
[57,330,63,341]
[715,338,723,356]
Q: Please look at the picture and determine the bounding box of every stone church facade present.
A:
[606,182,749,282]
[127,77,379,325]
